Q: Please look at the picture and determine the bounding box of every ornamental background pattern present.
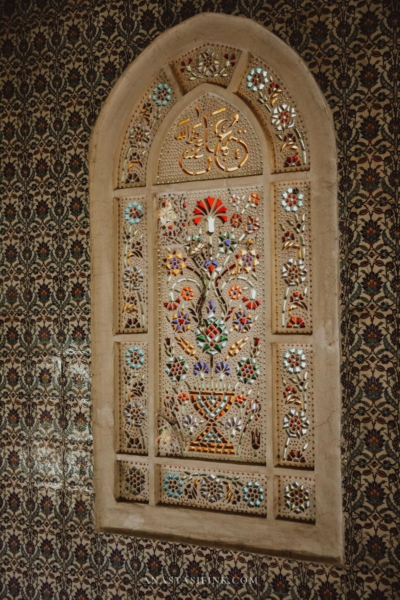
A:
[0,1,399,599]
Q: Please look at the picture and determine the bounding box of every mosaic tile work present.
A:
[274,182,312,333]
[276,476,316,523]
[1,0,399,598]
[119,71,176,187]
[157,187,266,463]
[171,44,241,92]
[116,196,148,333]
[275,344,314,468]
[119,461,149,502]
[157,92,263,183]
[118,343,148,455]
[238,55,309,172]
[160,465,267,515]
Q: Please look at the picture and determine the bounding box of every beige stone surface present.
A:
[89,13,342,563]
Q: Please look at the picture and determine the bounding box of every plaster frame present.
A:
[89,13,342,563]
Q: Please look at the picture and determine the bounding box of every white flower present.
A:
[281,187,304,212]
[283,348,306,374]
[225,416,242,435]
[271,103,296,131]
[183,414,200,433]
[246,67,268,92]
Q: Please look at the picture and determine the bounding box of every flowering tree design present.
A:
[158,189,265,461]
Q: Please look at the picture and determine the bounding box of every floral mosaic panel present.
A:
[117,196,148,333]
[119,71,176,187]
[157,92,263,184]
[160,464,267,515]
[275,344,314,468]
[171,44,241,92]
[274,182,312,333]
[119,461,149,502]
[276,475,316,523]
[118,343,148,455]
[157,186,266,463]
[238,55,309,172]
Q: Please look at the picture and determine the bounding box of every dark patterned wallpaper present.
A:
[1,0,399,598]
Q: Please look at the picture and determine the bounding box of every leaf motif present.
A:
[177,337,198,358]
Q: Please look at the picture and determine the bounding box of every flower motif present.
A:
[182,414,200,431]
[123,401,146,427]
[243,295,261,310]
[203,259,218,274]
[228,285,242,300]
[245,216,260,234]
[196,318,228,355]
[245,398,261,420]
[283,348,306,373]
[171,311,190,333]
[164,250,186,276]
[181,286,194,301]
[250,192,260,206]
[281,187,304,212]
[152,83,172,106]
[252,429,261,450]
[122,266,144,290]
[287,316,306,329]
[235,394,247,404]
[178,392,190,403]
[129,122,151,148]
[193,360,210,377]
[165,357,187,382]
[197,49,220,77]
[243,481,264,508]
[163,474,183,498]
[225,416,242,435]
[231,213,242,228]
[281,258,307,285]
[284,482,310,513]
[230,194,242,207]
[125,346,145,369]
[218,233,237,254]
[215,361,230,377]
[200,474,225,503]
[193,197,227,233]
[282,230,295,243]
[283,408,309,438]
[206,299,217,314]
[237,358,259,384]
[247,67,268,92]
[233,310,253,333]
[286,449,306,463]
[236,249,259,273]
[125,201,143,224]
[271,103,296,131]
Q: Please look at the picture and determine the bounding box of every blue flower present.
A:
[153,83,172,106]
[193,360,210,376]
[125,346,145,369]
[215,361,230,376]
[125,201,143,224]
[163,474,183,498]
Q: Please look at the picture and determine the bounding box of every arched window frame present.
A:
[90,13,342,562]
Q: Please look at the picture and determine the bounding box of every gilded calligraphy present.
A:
[174,106,250,176]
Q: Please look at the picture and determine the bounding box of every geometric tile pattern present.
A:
[276,475,316,523]
[1,1,399,598]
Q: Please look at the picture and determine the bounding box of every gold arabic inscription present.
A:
[175,105,249,176]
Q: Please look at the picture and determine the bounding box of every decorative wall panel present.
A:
[275,344,314,468]
[118,342,148,455]
[274,182,312,333]
[119,461,149,502]
[238,55,309,173]
[276,475,315,523]
[119,72,176,187]
[157,93,263,184]
[116,196,148,333]
[171,44,241,92]
[160,465,267,515]
[157,186,266,463]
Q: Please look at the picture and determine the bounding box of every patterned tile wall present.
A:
[0,0,399,598]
